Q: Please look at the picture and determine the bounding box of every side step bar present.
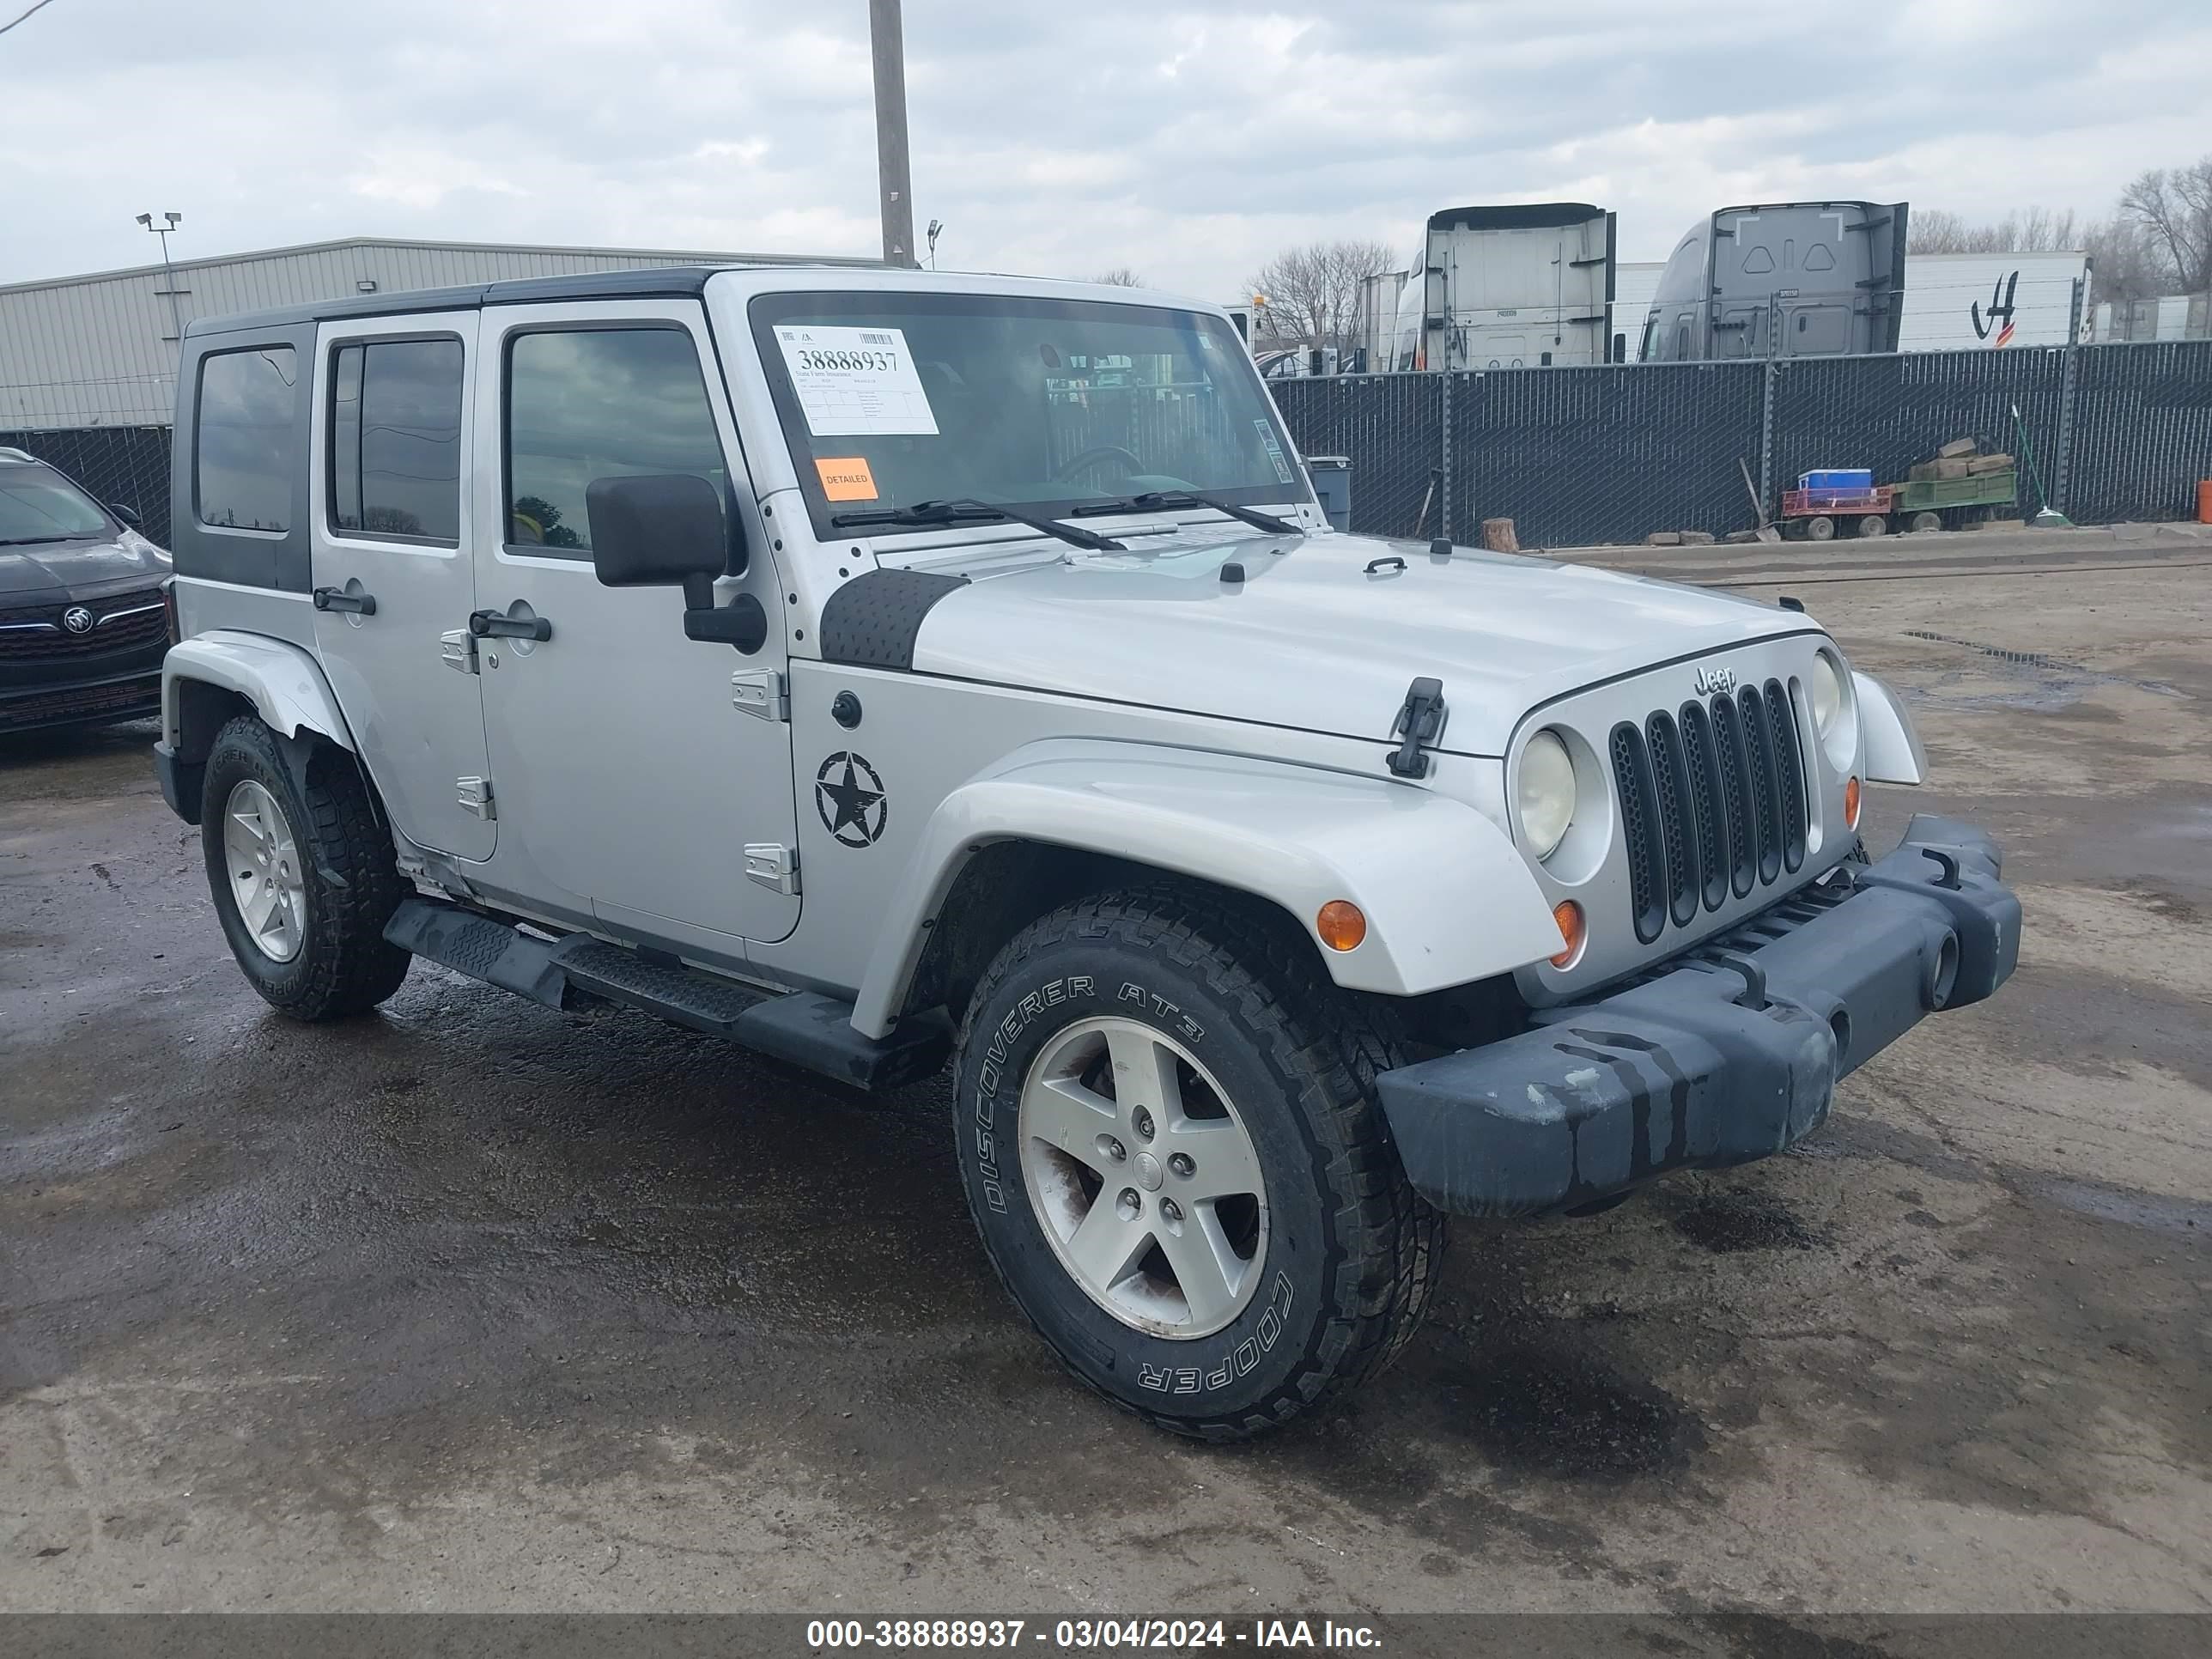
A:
[384,899,951,1091]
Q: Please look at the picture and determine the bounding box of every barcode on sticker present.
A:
[860,332,894,345]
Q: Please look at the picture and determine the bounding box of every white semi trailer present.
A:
[1368,203,1619,372]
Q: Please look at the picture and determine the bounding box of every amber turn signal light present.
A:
[1316,900,1366,952]
[1549,899,1586,968]
[1844,775,1862,830]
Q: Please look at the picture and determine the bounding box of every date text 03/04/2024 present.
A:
[802,1619,1382,1650]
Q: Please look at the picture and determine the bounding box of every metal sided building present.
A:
[0,235,877,432]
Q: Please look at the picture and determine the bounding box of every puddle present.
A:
[1432,1343,1707,1482]
[2035,1177,2211,1238]
[1672,1188,1826,1253]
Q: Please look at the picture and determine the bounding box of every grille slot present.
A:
[1608,722,1666,945]
[0,592,167,663]
[1602,671,1814,951]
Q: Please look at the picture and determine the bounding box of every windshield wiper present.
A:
[1076,491,1301,536]
[830,497,1124,552]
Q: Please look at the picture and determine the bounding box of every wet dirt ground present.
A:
[3,529,2207,1620]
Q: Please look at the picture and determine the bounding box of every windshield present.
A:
[0,463,112,544]
[750,290,1310,537]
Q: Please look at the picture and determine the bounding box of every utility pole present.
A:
[868,0,916,267]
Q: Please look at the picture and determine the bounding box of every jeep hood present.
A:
[905,529,1818,757]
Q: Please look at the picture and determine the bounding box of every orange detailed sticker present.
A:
[815,456,878,501]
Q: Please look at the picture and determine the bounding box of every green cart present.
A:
[1890,471,2018,532]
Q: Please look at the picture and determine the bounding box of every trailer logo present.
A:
[814,751,888,848]
[1693,665,1736,696]
[1972,271,2020,348]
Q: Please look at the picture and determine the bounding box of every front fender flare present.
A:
[1854,670,1927,786]
[162,631,357,756]
[848,738,1564,1039]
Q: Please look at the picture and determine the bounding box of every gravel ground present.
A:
[3,528,2207,1627]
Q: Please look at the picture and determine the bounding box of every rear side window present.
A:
[197,347,298,532]
[330,337,465,542]
[504,327,726,556]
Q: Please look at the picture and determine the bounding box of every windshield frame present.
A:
[0,459,120,547]
[746,288,1313,544]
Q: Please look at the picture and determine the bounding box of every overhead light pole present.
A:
[137,210,185,345]
[868,0,916,267]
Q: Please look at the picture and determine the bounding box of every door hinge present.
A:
[744,842,799,895]
[441,628,480,675]
[457,776,496,820]
[731,668,788,721]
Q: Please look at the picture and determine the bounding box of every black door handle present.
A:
[469,609,551,642]
[313,586,377,616]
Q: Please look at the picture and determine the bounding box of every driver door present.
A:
[467,301,799,947]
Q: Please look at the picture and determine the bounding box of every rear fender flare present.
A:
[848,738,1563,1039]
[163,631,357,757]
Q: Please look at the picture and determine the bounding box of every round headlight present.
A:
[1516,729,1577,860]
[1810,652,1843,737]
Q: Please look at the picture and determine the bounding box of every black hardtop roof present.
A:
[182,262,885,340]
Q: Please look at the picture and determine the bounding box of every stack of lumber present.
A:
[1906,436,2014,483]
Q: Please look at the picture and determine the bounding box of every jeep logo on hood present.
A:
[1693,665,1737,696]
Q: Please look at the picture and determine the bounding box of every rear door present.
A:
[309,312,495,860]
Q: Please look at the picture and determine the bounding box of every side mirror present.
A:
[585,473,738,592]
[584,472,765,653]
[110,502,143,527]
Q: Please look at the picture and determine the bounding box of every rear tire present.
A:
[951,885,1444,1440]
[1805,515,1836,542]
[200,717,411,1020]
[1857,514,1887,538]
[1911,510,1942,533]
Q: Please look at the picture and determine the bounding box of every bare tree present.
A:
[1091,267,1146,287]
[2083,216,2167,303]
[1908,206,2081,255]
[2118,156,2212,294]
[1244,239,1396,348]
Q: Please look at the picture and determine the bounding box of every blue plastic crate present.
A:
[1800,468,1873,490]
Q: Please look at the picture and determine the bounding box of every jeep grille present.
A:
[1610,679,1808,945]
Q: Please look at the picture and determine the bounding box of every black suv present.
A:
[0,447,173,734]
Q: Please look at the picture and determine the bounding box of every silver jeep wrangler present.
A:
[155,265,2020,1438]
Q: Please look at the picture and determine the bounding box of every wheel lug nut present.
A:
[1161,1198,1182,1223]
[1133,1107,1156,1142]
[1097,1135,1127,1163]
[1115,1188,1142,1221]
[1168,1153,1194,1178]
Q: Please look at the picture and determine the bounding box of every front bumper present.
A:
[1375,814,2021,1218]
[0,668,163,734]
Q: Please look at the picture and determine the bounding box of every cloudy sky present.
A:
[4,0,2207,295]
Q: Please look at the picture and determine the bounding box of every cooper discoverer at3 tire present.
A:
[952,885,1443,1440]
[199,715,412,1021]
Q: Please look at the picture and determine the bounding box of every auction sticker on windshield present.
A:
[774,325,939,437]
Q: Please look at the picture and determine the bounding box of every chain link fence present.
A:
[2065,341,2212,525]
[1,426,173,542]
[6,338,2208,556]
[1273,338,2212,549]
[1267,374,1443,536]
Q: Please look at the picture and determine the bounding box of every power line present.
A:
[0,0,63,37]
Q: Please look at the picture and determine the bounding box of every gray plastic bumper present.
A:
[1374,815,2021,1218]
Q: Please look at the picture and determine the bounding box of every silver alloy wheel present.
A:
[1018,1016,1268,1340]
[222,779,307,964]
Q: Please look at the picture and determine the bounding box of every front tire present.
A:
[952,887,1443,1439]
[200,716,410,1019]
